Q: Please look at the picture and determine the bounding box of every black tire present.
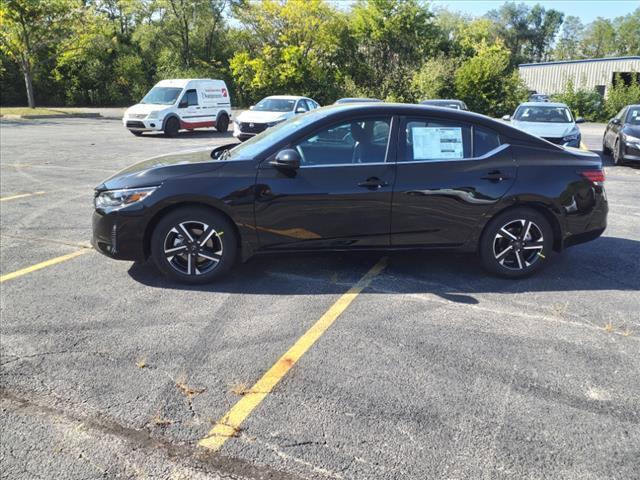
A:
[164,117,180,137]
[130,130,143,136]
[480,207,553,278]
[216,113,229,133]
[613,138,625,166]
[601,136,610,155]
[151,207,237,284]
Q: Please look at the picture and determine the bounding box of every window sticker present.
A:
[412,127,463,160]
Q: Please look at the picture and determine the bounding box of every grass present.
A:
[0,107,88,116]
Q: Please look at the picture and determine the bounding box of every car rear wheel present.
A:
[151,207,237,284]
[602,136,610,155]
[480,208,553,278]
[216,114,229,133]
[164,117,180,137]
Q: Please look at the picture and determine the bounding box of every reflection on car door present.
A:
[254,116,397,250]
[391,117,516,247]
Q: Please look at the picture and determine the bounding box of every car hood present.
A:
[236,110,293,123]
[125,104,170,116]
[623,125,640,137]
[511,121,578,138]
[96,148,223,191]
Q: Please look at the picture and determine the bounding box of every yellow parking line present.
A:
[0,191,45,202]
[199,257,389,452]
[0,249,89,283]
[580,141,588,151]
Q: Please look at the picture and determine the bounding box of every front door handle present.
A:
[481,170,511,182]
[358,177,388,189]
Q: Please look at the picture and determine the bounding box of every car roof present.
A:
[421,99,464,103]
[518,101,568,108]
[264,95,308,101]
[315,103,552,146]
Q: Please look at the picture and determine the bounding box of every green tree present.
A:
[0,0,86,107]
[580,18,617,58]
[487,2,563,64]
[411,56,458,102]
[454,41,527,117]
[228,0,347,105]
[551,79,602,121]
[614,7,640,56]
[552,16,584,60]
[603,77,640,120]
[347,0,440,101]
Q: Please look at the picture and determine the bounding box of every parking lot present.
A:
[1,118,639,479]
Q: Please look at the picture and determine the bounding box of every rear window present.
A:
[474,127,501,157]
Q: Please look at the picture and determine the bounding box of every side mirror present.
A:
[502,115,511,121]
[575,117,585,124]
[295,107,307,114]
[249,105,255,110]
[178,99,188,108]
[269,149,300,170]
[611,118,620,125]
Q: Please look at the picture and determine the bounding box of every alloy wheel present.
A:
[163,220,223,276]
[492,219,544,271]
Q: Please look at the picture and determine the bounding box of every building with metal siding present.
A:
[519,56,640,97]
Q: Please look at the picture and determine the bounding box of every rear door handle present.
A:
[358,177,388,189]
[481,170,511,182]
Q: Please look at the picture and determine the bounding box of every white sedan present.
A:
[233,95,320,141]
[503,102,584,148]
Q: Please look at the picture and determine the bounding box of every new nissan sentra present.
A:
[92,104,607,283]
[503,102,584,148]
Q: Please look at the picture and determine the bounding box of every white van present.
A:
[123,79,232,137]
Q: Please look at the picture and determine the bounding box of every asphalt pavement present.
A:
[1,118,639,479]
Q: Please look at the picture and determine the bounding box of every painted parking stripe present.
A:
[0,191,45,202]
[0,249,89,283]
[580,141,588,151]
[199,256,389,452]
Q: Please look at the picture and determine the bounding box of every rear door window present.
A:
[402,119,471,162]
[473,127,501,157]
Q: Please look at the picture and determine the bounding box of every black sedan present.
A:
[602,104,640,165]
[92,104,607,283]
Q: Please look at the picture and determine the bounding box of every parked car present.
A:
[502,102,584,148]
[334,98,383,104]
[93,103,607,284]
[602,104,640,165]
[233,95,319,141]
[529,93,550,102]
[122,79,231,137]
[420,99,469,110]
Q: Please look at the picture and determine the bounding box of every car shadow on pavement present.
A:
[128,236,639,302]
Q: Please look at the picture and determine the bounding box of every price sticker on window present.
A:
[412,127,463,160]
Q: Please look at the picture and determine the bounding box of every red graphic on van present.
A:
[221,88,228,97]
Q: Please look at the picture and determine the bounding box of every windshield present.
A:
[226,109,329,160]
[514,106,573,123]
[626,107,640,124]
[253,98,296,112]
[141,87,183,105]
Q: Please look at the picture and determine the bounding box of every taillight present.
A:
[580,169,605,183]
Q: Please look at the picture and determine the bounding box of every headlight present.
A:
[563,132,580,142]
[95,186,157,209]
[625,134,640,144]
[147,111,160,119]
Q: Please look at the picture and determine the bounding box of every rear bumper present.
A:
[92,209,147,261]
[563,187,608,249]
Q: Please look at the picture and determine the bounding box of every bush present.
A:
[603,77,640,120]
[551,79,602,121]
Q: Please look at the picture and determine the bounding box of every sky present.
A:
[428,1,638,23]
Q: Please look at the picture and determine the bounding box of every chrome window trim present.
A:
[398,143,510,165]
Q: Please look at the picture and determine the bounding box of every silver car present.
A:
[503,102,584,148]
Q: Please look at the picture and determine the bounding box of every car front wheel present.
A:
[480,208,553,278]
[613,138,625,165]
[151,207,237,284]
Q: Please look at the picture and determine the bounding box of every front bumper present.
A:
[123,117,163,132]
[623,141,640,161]
[92,209,148,261]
